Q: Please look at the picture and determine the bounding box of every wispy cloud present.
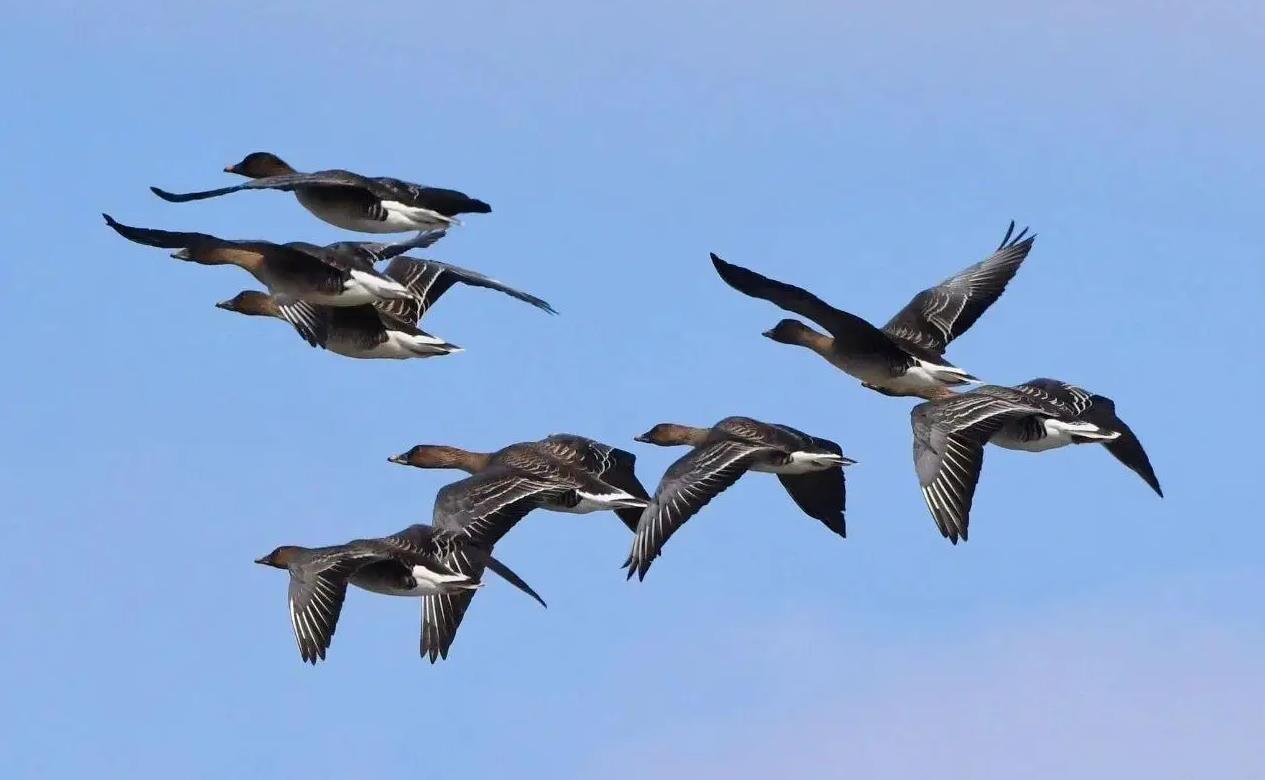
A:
[588,573,1265,779]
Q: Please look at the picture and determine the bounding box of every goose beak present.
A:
[387,454,408,465]
[760,329,776,339]
[224,165,237,174]
[841,456,858,467]
[254,556,269,565]
[633,433,651,444]
[171,249,192,260]
[215,300,231,310]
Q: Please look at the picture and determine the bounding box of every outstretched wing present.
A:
[434,469,572,549]
[374,257,556,323]
[625,440,772,580]
[420,548,484,663]
[883,222,1036,355]
[711,253,896,352]
[270,296,329,348]
[911,392,1046,543]
[286,551,382,664]
[150,170,379,203]
[103,213,277,259]
[1078,394,1163,497]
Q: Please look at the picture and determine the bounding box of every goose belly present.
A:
[296,190,455,233]
[351,564,474,597]
[327,331,455,360]
[298,289,376,307]
[294,189,402,234]
[546,489,645,514]
[750,451,840,474]
[548,496,621,514]
[838,354,971,396]
[992,418,1078,452]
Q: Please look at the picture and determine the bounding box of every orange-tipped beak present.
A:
[224,165,237,174]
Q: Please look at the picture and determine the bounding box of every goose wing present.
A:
[1072,393,1163,498]
[710,253,898,352]
[286,548,385,664]
[1014,377,1094,417]
[911,391,1047,543]
[538,435,650,532]
[434,468,573,549]
[270,296,330,348]
[150,169,380,203]
[625,439,774,580]
[369,177,492,216]
[883,222,1036,355]
[373,257,556,323]
[416,540,546,663]
[103,213,281,261]
[769,426,849,537]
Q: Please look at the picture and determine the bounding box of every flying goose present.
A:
[911,378,1162,543]
[214,256,555,359]
[103,214,434,307]
[255,524,543,664]
[215,291,461,360]
[389,434,650,531]
[625,416,855,580]
[415,461,647,662]
[711,222,1035,399]
[151,151,490,236]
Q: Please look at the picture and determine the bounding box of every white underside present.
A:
[297,191,457,233]
[329,330,461,360]
[835,353,975,395]
[751,451,844,474]
[295,271,414,307]
[353,565,477,597]
[551,489,648,514]
[992,418,1120,452]
[347,270,414,299]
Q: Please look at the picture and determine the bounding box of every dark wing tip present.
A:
[827,516,846,538]
[622,552,651,581]
[102,213,119,227]
[710,252,746,279]
[150,186,179,201]
[521,294,558,315]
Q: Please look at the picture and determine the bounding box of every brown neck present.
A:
[456,450,492,473]
[408,445,491,473]
[182,247,267,273]
[259,159,297,176]
[646,424,710,447]
[794,328,837,357]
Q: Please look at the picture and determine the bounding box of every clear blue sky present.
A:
[2,2,1262,777]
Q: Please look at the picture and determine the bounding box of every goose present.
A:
[389,434,650,531]
[214,256,555,359]
[215,291,461,360]
[625,416,855,580]
[103,214,434,307]
[911,378,1162,543]
[255,524,544,664]
[416,462,647,661]
[151,151,490,236]
[711,222,1035,399]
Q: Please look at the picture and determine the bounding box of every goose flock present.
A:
[105,153,1162,664]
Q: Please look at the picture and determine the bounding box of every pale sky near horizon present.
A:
[2,2,1262,777]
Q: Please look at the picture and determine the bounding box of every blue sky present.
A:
[2,1,1262,777]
